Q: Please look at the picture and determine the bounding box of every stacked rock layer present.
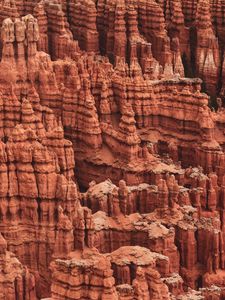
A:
[0,0,224,299]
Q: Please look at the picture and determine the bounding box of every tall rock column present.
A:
[1,18,15,64]
[195,0,220,97]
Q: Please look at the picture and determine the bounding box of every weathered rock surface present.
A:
[0,1,224,300]
[0,233,37,299]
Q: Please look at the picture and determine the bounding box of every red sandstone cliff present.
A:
[0,1,224,300]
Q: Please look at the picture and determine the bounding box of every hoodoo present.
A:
[0,0,224,299]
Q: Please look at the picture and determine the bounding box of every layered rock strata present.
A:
[0,1,224,300]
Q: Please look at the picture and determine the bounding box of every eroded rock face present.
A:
[0,233,37,299]
[0,1,224,300]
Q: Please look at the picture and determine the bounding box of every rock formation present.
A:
[0,233,37,299]
[0,1,224,300]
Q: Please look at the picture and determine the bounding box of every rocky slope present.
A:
[0,0,224,299]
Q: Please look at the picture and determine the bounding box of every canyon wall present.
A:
[0,0,224,299]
